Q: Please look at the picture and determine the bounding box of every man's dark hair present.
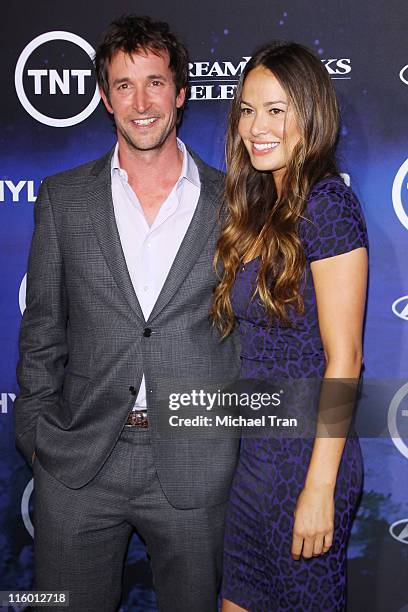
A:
[95,14,189,108]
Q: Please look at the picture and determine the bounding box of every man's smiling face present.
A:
[101,48,185,153]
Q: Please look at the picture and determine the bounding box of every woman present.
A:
[212,42,368,611]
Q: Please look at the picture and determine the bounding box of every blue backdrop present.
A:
[1,1,408,610]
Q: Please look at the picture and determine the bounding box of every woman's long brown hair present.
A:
[212,41,340,338]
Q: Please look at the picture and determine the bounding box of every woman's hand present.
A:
[291,483,334,560]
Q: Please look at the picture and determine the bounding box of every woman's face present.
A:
[238,66,301,191]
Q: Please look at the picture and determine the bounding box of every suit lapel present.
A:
[147,155,222,324]
[86,150,145,321]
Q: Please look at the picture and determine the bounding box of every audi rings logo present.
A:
[389,519,408,544]
[21,478,34,538]
[392,158,408,230]
[400,65,408,85]
[388,381,408,459]
[392,296,408,321]
[19,274,27,315]
[15,31,100,127]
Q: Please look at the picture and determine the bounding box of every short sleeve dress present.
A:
[222,176,368,611]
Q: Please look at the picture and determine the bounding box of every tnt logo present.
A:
[15,31,100,127]
[400,65,408,85]
[19,274,27,315]
[392,158,408,230]
[388,381,408,459]
[21,478,34,538]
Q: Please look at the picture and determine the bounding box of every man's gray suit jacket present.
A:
[14,147,241,509]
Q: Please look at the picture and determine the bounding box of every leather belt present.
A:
[125,410,148,428]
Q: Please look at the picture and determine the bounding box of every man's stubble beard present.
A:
[118,115,177,153]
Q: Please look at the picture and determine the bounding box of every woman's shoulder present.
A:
[300,175,368,262]
[304,174,364,225]
[307,174,358,208]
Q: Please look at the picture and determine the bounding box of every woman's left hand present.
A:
[291,484,335,560]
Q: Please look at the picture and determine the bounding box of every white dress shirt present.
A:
[111,138,201,409]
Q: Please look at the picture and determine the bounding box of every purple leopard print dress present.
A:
[222,176,368,611]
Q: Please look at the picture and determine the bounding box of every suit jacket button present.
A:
[143,328,152,337]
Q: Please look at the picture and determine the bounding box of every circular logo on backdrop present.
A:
[392,158,408,230]
[400,65,408,85]
[392,296,408,321]
[19,274,27,315]
[389,519,408,544]
[15,31,100,127]
[21,478,34,538]
[388,381,408,459]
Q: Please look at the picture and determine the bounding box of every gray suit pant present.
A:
[33,428,227,611]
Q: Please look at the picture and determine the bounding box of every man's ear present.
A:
[176,87,186,109]
[100,87,113,114]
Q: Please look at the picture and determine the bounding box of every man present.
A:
[14,15,240,612]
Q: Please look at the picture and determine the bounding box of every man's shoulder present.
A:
[43,148,113,189]
[186,146,225,186]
